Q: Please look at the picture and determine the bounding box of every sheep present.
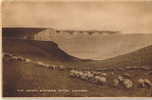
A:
[37,61,46,66]
[17,56,25,61]
[77,71,84,78]
[51,65,56,70]
[24,58,32,63]
[44,64,50,68]
[58,65,64,70]
[122,79,133,88]
[3,53,12,57]
[122,73,131,78]
[11,56,19,60]
[86,72,94,80]
[117,75,133,88]
[93,72,101,76]
[118,75,124,81]
[138,78,152,88]
[80,73,88,80]
[100,73,107,76]
[95,76,106,84]
[69,70,82,77]
[144,79,152,87]
[70,70,76,77]
[111,72,114,75]
[113,79,120,87]
[138,78,145,88]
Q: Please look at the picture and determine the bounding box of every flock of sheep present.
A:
[3,52,152,89]
[69,70,152,89]
[3,52,64,70]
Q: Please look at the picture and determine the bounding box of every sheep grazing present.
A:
[138,78,152,88]
[144,79,152,87]
[122,73,131,78]
[86,72,94,80]
[11,56,18,60]
[95,76,106,85]
[111,72,114,75]
[117,75,133,88]
[70,70,76,77]
[58,65,64,70]
[122,79,133,88]
[100,73,107,76]
[93,72,101,76]
[118,75,124,81]
[113,79,119,87]
[24,58,32,63]
[80,73,88,80]
[51,65,56,70]
[37,61,45,66]
[44,64,50,68]
[138,79,145,87]
[3,53,13,58]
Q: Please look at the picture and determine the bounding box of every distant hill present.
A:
[2,28,45,39]
[81,45,152,70]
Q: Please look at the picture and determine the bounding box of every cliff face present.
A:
[33,28,56,41]
[34,29,152,60]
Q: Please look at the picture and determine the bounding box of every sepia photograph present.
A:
[2,0,152,97]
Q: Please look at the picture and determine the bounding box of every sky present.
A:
[2,1,152,33]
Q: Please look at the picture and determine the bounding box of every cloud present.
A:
[2,1,152,33]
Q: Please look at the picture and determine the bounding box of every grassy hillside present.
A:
[3,38,81,66]
[81,45,152,70]
[3,38,152,97]
[5,58,150,97]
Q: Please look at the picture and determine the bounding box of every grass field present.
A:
[2,38,152,97]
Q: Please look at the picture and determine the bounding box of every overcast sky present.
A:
[2,1,152,33]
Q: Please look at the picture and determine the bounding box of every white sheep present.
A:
[80,73,88,80]
[100,73,107,76]
[58,65,64,70]
[25,58,32,63]
[118,75,124,81]
[122,79,133,88]
[138,78,145,87]
[113,79,119,87]
[11,56,18,60]
[44,64,50,68]
[37,61,45,66]
[70,70,76,77]
[87,72,94,79]
[95,76,106,84]
[144,79,152,87]
[49,65,56,70]
[122,73,131,78]
[138,78,152,88]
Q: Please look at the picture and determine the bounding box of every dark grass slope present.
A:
[82,45,152,70]
[3,38,81,65]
